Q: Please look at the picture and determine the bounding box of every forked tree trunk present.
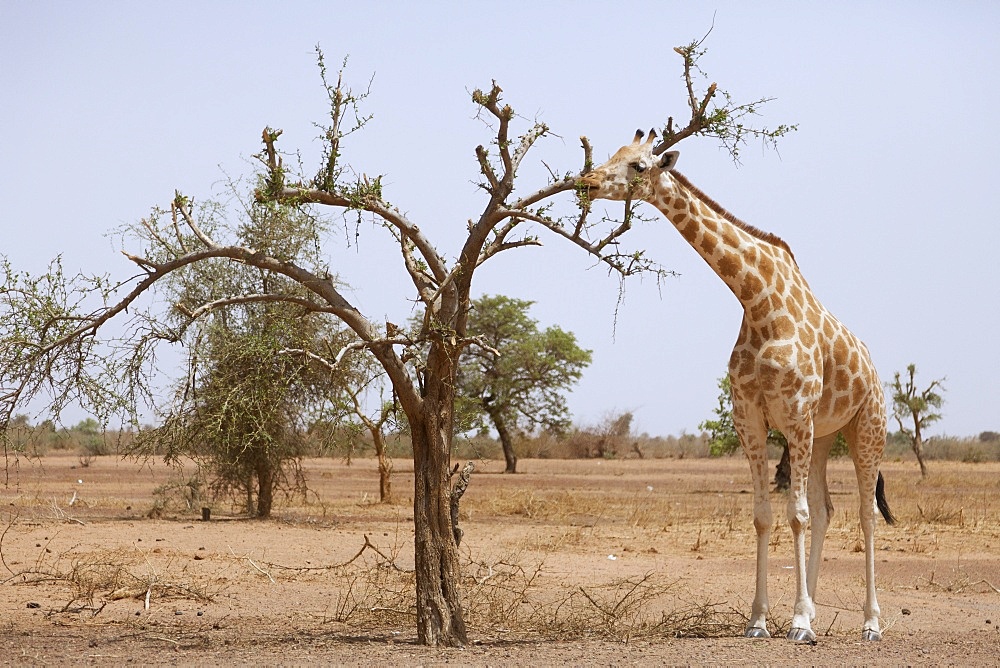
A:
[407,345,467,646]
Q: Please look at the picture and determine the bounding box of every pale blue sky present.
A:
[2,2,998,438]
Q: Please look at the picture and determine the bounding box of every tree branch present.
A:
[652,36,796,160]
[175,293,336,321]
[172,193,220,250]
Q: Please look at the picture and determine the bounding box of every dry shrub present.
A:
[521,423,713,460]
[320,560,414,628]
[249,533,749,641]
[462,549,744,640]
[482,488,548,519]
[8,544,214,614]
[466,486,695,530]
[148,475,204,518]
[918,568,1000,595]
[880,463,1000,530]
[261,533,417,630]
[562,411,635,459]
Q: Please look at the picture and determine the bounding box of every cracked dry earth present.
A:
[0,455,997,665]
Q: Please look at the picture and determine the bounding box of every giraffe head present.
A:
[578,129,680,202]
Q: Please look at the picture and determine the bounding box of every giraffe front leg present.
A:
[744,452,772,638]
[787,436,817,643]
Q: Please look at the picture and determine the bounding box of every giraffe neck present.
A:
[649,170,798,311]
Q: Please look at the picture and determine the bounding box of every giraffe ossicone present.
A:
[580,129,895,642]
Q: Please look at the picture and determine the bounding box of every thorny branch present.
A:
[654,34,796,160]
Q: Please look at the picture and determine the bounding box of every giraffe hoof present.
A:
[744,626,770,639]
[862,628,883,642]
[787,627,817,644]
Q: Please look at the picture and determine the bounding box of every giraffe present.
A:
[579,129,895,643]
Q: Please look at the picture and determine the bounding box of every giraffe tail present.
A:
[876,471,896,525]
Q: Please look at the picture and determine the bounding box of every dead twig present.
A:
[265,534,410,573]
[229,546,276,584]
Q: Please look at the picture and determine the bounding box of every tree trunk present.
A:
[912,427,928,477]
[408,346,468,647]
[255,459,274,518]
[371,428,392,503]
[773,444,790,491]
[912,410,928,477]
[486,405,517,473]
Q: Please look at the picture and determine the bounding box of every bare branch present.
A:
[258,183,448,287]
[511,122,549,173]
[475,145,500,193]
[176,293,335,321]
[477,234,542,266]
[651,33,796,160]
[139,217,175,255]
[121,251,158,274]
[580,136,593,173]
[172,194,219,249]
[473,82,514,179]
[399,235,440,306]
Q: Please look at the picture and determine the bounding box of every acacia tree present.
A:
[134,200,364,517]
[889,363,945,477]
[458,294,591,473]
[1,42,790,645]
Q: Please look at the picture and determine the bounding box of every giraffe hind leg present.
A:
[846,400,888,641]
[806,433,837,600]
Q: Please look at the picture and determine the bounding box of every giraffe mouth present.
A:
[577,181,600,200]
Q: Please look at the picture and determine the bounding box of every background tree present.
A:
[700,373,846,490]
[457,295,591,473]
[1,42,790,645]
[135,200,363,518]
[889,363,945,477]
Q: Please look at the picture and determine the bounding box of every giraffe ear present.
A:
[658,151,680,170]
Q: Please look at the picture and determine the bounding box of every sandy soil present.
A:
[0,454,997,665]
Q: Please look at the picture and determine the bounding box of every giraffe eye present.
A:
[630,162,646,173]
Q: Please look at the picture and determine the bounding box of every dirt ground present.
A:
[0,454,997,665]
